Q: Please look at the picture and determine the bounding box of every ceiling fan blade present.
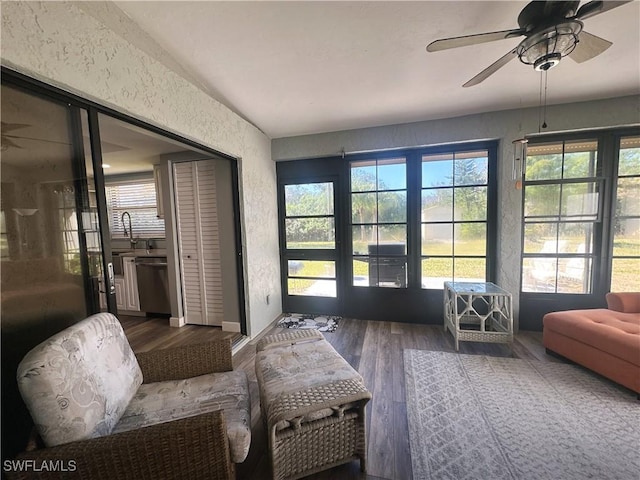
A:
[4,134,71,146]
[463,48,518,88]
[1,121,31,133]
[1,137,24,150]
[426,29,524,52]
[575,0,632,21]
[570,31,613,63]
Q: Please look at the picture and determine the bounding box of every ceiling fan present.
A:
[1,121,71,151]
[426,1,631,87]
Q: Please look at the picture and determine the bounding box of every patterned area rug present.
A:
[277,313,340,332]
[404,350,639,480]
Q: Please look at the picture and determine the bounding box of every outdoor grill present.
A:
[368,243,406,287]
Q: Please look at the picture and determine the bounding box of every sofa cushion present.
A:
[543,309,640,366]
[112,370,251,463]
[17,313,143,447]
[606,292,640,313]
[255,338,364,430]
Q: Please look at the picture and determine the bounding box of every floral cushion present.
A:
[113,370,251,463]
[17,313,143,447]
[255,338,363,430]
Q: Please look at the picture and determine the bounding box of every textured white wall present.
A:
[1,1,282,337]
[273,96,640,328]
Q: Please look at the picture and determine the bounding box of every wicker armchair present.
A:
[8,313,250,480]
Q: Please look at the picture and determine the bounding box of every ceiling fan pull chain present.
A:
[542,70,548,129]
[537,72,543,133]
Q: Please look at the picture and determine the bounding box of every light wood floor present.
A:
[121,316,556,480]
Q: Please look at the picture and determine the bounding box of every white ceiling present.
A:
[115,1,639,139]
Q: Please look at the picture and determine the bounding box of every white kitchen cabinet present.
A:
[114,276,126,311]
[173,160,223,326]
[154,164,164,219]
[122,256,140,312]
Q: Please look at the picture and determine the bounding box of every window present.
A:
[521,140,599,294]
[421,150,489,288]
[351,157,407,288]
[284,182,335,250]
[105,176,165,238]
[611,136,640,291]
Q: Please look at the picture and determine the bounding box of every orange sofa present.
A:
[543,292,640,394]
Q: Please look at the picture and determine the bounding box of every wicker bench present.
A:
[255,330,371,480]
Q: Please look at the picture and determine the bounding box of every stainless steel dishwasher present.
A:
[135,256,171,314]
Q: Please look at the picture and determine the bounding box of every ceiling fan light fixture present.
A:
[517,20,582,70]
[533,53,562,71]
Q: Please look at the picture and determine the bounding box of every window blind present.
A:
[106,179,165,238]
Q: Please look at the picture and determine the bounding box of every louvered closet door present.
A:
[174,160,223,326]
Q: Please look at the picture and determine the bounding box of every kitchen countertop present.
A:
[114,249,167,258]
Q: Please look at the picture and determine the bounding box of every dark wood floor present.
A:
[120,315,240,353]
[120,316,556,480]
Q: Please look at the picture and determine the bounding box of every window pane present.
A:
[369,257,407,288]
[618,137,640,176]
[421,189,453,221]
[351,192,377,223]
[378,191,406,223]
[422,257,453,289]
[558,257,591,294]
[353,257,369,287]
[422,153,453,187]
[454,155,488,186]
[613,221,640,256]
[561,182,598,220]
[379,225,406,244]
[454,258,486,282]
[526,143,562,180]
[454,224,486,255]
[377,158,406,190]
[1,84,88,324]
[285,183,333,216]
[454,186,487,221]
[288,278,336,297]
[351,164,377,192]
[288,260,335,278]
[558,223,594,254]
[616,178,640,216]
[522,257,557,292]
[285,218,335,249]
[611,258,640,291]
[524,184,560,217]
[352,225,376,255]
[422,223,452,255]
[563,140,597,179]
[523,223,557,254]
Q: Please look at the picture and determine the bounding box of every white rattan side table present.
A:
[444,281,513,351]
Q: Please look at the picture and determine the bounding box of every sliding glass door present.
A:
[0,80,114,461]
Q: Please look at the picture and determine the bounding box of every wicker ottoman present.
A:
[255,330,372,480]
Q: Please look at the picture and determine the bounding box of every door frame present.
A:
[278,174,343,315]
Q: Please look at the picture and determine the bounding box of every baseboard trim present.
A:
[119,310,146,317]
[170,316,186,327]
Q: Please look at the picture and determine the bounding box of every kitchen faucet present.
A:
[121,211,138,249]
